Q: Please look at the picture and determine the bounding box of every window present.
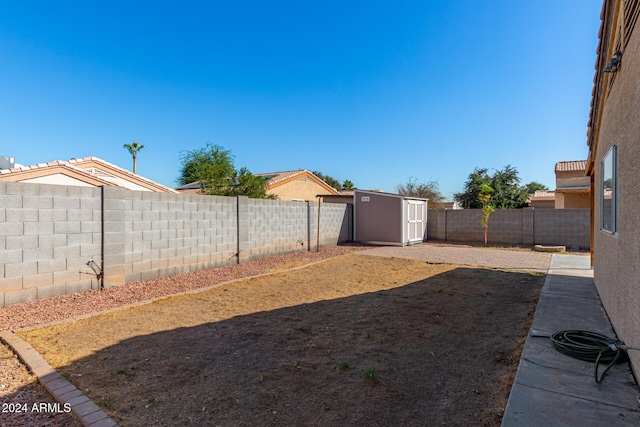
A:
[601,146,618,234]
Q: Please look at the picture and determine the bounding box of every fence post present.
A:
[306,201,311,251]
[444,208,448,242]
[236,196,249,264]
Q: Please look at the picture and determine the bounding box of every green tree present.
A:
[396,177,444,208]
[341,179,355,190]
[177,143,274,199]
[454,165,538,209]
[178,143,235,194]
[312,171,342,191]
[228,167,277,199]
[491,165,526,209]
[453,168,491,209]
[312,171,356,191]
[123,140,145,174]
[523,181,548,195]
[478,183,495,246]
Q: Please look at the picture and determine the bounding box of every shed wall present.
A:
[354,192,402,244]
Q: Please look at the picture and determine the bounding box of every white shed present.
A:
[354,190,428,246]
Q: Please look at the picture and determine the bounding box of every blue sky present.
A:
[1,1,602,199]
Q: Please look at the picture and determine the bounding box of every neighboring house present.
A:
[176,169,340,201]
[0,157,177,193]
[527,160,590,208]
[586,0,640,377]
[528,190,556,209]
[441,201,463,210]
[554,160,590,208]
[256,170,339,201]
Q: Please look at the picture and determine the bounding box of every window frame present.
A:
[600,145,618,235]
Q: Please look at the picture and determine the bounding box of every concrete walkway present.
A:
[359,245,639,426]
[502,254,639,426]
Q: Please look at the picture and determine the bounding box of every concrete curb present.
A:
[0,330,118,427]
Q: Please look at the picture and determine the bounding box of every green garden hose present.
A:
[550,330,627,383]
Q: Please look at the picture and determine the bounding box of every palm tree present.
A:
[123,140,145,174]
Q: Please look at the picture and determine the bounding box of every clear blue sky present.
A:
[1,1,602,199]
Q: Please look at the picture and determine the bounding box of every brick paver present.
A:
[358,244,553,272]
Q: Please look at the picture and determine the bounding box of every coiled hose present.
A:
[550,330,627,383]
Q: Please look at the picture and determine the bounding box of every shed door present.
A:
[406,200,425,243]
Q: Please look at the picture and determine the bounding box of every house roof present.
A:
[586,0,612,174]
[555,160,587,172]
[255,170,339,195]
[530,190,556,199]
[0,156,177,193]
[175,170,341,196]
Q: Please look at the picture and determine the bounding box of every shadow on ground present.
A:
[22,266,544,427]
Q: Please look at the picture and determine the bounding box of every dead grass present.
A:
[18,254,544,426]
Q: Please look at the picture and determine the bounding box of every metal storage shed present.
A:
[354,190,428,246]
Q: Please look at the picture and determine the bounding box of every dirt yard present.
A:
[18,253,544,426]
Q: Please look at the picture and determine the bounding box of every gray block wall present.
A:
[0,182,101,306]
[1,182,354,306]
[426,208,590,250]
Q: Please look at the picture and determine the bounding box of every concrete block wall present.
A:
[319,202,352,246]
[242,199,309,262]
[1,182,353,306]
[102,188,238,286]
[0,182,101,306]
[533,209,590,250]
[427,208,590,249]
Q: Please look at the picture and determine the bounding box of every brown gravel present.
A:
[0,244,372,427]
[0,343,82,427]
[0,244,373,333]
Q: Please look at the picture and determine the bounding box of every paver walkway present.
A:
[359,244,553,272]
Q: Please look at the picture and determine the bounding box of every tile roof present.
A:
[531,190,556,199]
[0,156,177,193]
[254,170,306,185]
[555,160,587,172]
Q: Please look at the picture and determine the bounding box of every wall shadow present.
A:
[20,267,543,427]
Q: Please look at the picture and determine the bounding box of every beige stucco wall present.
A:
[592,15,640,377]
[268,176,335,201]
[556,172,590,189]
[555,192,590,209]
[530,199,555,209]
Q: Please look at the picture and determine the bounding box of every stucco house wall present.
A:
[555,192,591,209]
[266,175,333,201]
[587,0,640,376]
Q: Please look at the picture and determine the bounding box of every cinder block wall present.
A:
[102,188,239,286]
[1,182,353,306]
[0,182,101,306]
[242,198,308,262]
[426,208,589,249]
[533,209,590,249]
